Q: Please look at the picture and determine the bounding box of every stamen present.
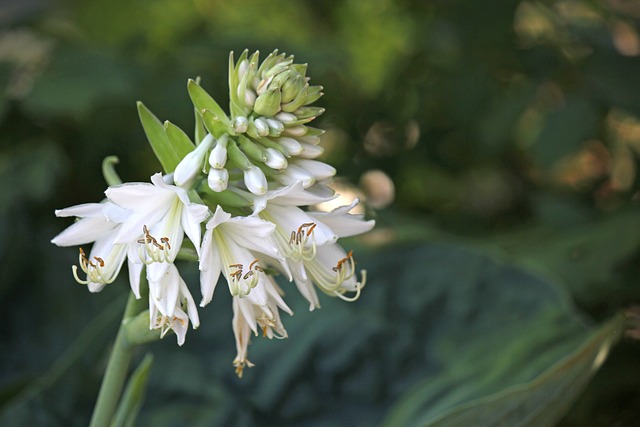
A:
[138,225,171,264]
[72,247,117,286]
[286,222,317,261]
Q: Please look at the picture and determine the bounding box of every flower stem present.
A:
[89,291,147,427]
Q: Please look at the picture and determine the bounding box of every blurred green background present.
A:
[2,0,640,425]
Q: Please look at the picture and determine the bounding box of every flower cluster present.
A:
[52,50,374,377]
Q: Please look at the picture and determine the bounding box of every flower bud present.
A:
[266,118,284,136]
[281,75,305,103]
[298,143,324,159]
[264,148,288,170]
[276,136,303,156]
[254,118,270,136]
[232,116,249,134]
[243,166,267,195]
[174,133,215,188]
[208,168,229,192]
[253,87,282,117]
[209,134,229,169]
[276,163,315,188]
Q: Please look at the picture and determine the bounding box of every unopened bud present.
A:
[174,133,215,188]
[275,112,296,123]
[264,148,288,170]
[243,166,267,195]
[209,134,229,169]
[232,116,249,134]
[276,163,315,188]
[298,143,324,159]
[277,136,303,156]
[266,118,284,136]
[254,118,270,136]
[253,87,281,117]
[208,168,229,192]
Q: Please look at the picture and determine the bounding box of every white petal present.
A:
[106,181,174,212]
[293,159,336,181]
[268,204,337,246]
[199,228,222,306]
[205,205,232,231]
[181,203,209,255]
[55,203,104,218]
[51,216,117,247]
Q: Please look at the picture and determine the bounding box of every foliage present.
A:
[1,0,640,425]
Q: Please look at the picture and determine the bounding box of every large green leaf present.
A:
[383,313,625,427]
[132,243,614,426]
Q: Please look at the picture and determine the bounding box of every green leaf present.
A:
[382,313,625,427]
[187,79,229,131]
[163,120,195,159]
[200,109,227,137]
[112,353,154,427]
[136,101,182,173]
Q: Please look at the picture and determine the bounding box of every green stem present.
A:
[89,291,147,427]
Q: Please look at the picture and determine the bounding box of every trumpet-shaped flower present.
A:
[105,173,209,275]
[51,202,143,294]
[254,182,374,309]
[199,205,287,307]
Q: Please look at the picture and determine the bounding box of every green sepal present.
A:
[304,85,324,105]
[122,310,161,346]
[163,121,195,158]
[237,134,266,163]
[201,109,228,137]
[102,155,122,186]
[187,79,230,129]
[111,353,154,427]
[227,139,252,170]
[137,101,181,173]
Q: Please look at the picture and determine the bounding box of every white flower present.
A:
[173,133,215,188]
[231,275,292,377]
[106,173,209,268]
[51,202,142,295]
[199,205,287,307]
[254,182,374,310]
[148,263,200,346]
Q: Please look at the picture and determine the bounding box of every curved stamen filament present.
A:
[305,249,366,302]
[286,222,317,261]
[72,247,117,286]
[137,225,171,264]
[228,259,263,297]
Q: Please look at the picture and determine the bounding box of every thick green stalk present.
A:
[89,292,147,427]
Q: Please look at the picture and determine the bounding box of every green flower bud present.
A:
[253,87,282,116]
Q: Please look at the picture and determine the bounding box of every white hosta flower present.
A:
[174,133,215,188]
[231,276,292,377]
[51,202,143,295]
[199,206,286,307]
[255,183,374,310]
[106,173,209,268]
[148,263,199,345]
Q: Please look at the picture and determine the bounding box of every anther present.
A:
[94,256,105,267]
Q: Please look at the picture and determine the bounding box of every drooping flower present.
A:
[148,263,200,346]
[231,275,292,377]
[51,201,142,294]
